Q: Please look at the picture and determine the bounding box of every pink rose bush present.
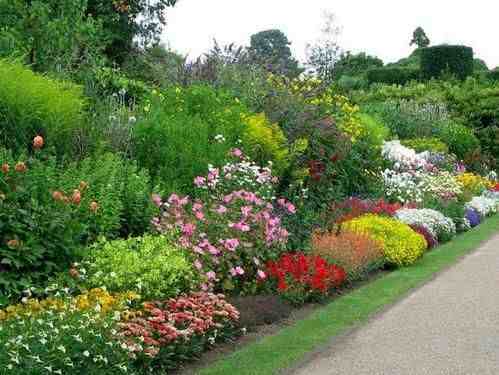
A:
[152,150,295,294]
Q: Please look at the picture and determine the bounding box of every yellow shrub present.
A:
[242,113,289,175]
[342,214,427,266]
[455,173,492,195]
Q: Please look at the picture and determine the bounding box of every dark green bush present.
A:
[435,120,480,159]
[489,68,499,81]
[420,45,474,80]
[133,86,248,194]
[366,67,420,85]
[0,60,86,157]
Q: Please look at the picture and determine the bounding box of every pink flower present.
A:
[181,223,196,237]
[195,211,205,220]
[230,221,250,232]
[223,194,233,204]
[241,205,252,217]
[231,148,243,158]
[206,271,216,280]
[277,198,286,207]
[194,260,203,270]
[152,194,162,207]
[235,266,245,275]
[215,205,227,215]
[222,238,240,252]
[194,176,206,187]
[286,202,296,214]
[257,270,266,279]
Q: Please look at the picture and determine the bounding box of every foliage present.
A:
[436,120,480,159]
[0,0,107,73]
[0,148,98,298]
[342,214,427,266]
[366,67,420,85]
[329,197,404,225]
[0,60,86,157]
[410,27,430,48]
[118,292,240,372]
[420,45,474,80]
[249,29,302,78]
[333,52,383,80]
[266,253,346,305]
[241,113,290,175]
[133,86,248,193]
[401,138,449,153]
[311,230,384,278]
[83,235,199,300]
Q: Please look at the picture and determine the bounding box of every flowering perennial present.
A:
[266,253,346,304]
[395,208,456,241]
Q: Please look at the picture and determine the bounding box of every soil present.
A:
[175,269,389,375]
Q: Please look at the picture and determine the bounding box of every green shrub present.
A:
[0,148,93,298]
[133,86,248,194]
[366,67,420,85]
[85,235,199,300]
[489,68,499,81]
[401,138,449,153]
[420,45,474,80]
[342,214,427,266]
[435,121,480,159]
[242,113,289,175]
[0,60,86,157]
[60,153,159,238]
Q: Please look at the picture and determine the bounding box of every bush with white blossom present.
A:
[395,208,456,241]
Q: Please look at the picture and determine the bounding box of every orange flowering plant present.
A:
[0,139,99,300]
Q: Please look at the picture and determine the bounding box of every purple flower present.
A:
[465,208,481,227]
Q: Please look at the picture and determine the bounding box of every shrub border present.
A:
[199,215,499,375]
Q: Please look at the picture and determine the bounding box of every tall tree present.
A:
[306,11,342,82]
[410,27,430,48]
[249,29,302,78]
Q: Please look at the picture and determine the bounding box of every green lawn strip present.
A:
[199,215,499,375]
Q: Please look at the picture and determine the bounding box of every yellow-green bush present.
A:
[401,137,449,153]
[242,113,289,175]
[342,214,427,266]
[0,59,86,156]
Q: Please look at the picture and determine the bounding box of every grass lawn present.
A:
[199,214,499,375]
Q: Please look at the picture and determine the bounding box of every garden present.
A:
[1,2,499,374]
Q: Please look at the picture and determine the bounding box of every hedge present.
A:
[420,45,474,80]
[366,67,420,86]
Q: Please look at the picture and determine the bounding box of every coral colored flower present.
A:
[52,191,64,201]
[1,163,9,174]
[71,189,82,205]
[33,135,44,149]
[15,162,27,173]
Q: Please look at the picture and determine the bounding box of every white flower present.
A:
[57,345,66,353]
[395,208,456,240]
[83,350,90,357]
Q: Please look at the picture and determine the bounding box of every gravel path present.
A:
[292,234,499,375]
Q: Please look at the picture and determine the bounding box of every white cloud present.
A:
[162,0,499,69]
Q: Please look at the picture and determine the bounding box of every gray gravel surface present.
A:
[292,234,499,375]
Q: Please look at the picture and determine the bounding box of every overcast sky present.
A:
[162,0,499,69]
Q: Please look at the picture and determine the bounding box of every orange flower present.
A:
[33,135,44,150]
[15,162,27,173]
[71,189,82,205]
[52,191,64,201]
[7,239,20,249]
[89,201,99,213]
[1,163,9,174]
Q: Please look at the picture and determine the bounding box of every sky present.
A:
[162,0,499,69]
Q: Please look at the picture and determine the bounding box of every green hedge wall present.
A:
[366,67,420,85]
[420,45,474,80]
